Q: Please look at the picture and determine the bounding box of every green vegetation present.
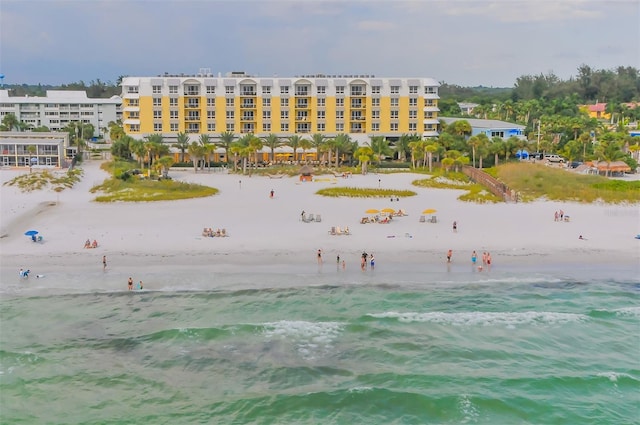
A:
[316,187,416,198]
[412,171,503,203]
[3,169,83,192]
[92,160,218,202]
[496,163,640,203]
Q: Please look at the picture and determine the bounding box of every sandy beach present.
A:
[1,161,639,290]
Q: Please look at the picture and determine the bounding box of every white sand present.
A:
[1,161,639,286]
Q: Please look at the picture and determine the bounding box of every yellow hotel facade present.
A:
[121,71,440,143]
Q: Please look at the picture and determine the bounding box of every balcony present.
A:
[295,102,309,109]
[423,118,439,125]
[240,116,256,122]
[423,106,440,112]
[184,102,200,109]
[241,102,256,109]
[240,90,257,96]
[185,115,201,121]
[423,92,440,100]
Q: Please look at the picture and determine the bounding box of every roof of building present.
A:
[439,117,525,129]
[0,132,68,144]
[581,103,607,112]
[0,90,121,104]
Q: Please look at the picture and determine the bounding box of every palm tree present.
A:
[108,120,125,142]
[489,138,504,166]
[299,137,312,163]
[310,133,327,164]
[425,141,439,172]
[354,145,374,174]
[595,140,626,177]
[394,134,412,162]
[262,133,282,164]
[474,134,490,169]
[369,136,393,164]
[198,134,213,170]
[1,113,20,131]
[155,156,175,179]
[248,134,263,172]
[130,138,146,168]
[233,134,254,174]
[333,133,351,168]
[187,142,205,173]
[173,131,190,163]
[27,145,36,173]
[217,131,236,166]
[287,135,303,164]
[408,140,424,168]
[144,133,164,170]
[467,135,480,168]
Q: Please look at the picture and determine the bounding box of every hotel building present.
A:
[0,90,122,138]
[120,71,440,143]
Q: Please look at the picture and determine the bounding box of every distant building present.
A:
[0,90,122,137]
[439,117,526,140]
[120,71,441,144]
[579,102,611,120]
[457,102,478,115]
[0,131,70,168]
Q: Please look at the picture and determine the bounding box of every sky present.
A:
[1,0,639,88]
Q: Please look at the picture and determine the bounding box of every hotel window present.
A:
[263,123,271,132]
[154,123,162,132]
[127,86,139,94]
[336,86,345,94]
[130,124,140,132]
[170,110,178,119]
[128,99,139,106]
[280,86,289,94]
[317,86,326,95]
[225,86,235,94]
[409,123,417,131]
[208,123,216,131]
[281,123,289,131]
[206,86,216,94]
[409,110,417,119]
[263,110,271,119]
[207,98,215,107]
[371,86,381,94]
[226,111,234,119]
[226,123,235,131]
[390,86,400,94]
[409,86,418,94]
[317,98,325,107]
[153,110,162,118]
[391,98,399,107]
[390,111,399,119]
[281,110,289,119]
[262,86,271,94]
[371,110,380,119]
[425,87,436,94]
[153,98,162,106]
[169,98,178,106]
[372,123,380,131]
[169,85,178,94]
[226,98,234,107]
[170,123,178,131]
[336,98,344,107]
[409,98,418,106]
[336,110,344,119]
[315,123,324,131]
[281,98,289,107]
[317,110,325,119]
[152,85,162,94]
[336,123,344,132]
[372,98,380,107]
[390,123,398,131]
[263,98,271,107]
[207,110,215,119]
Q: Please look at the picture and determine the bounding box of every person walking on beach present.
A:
[337,254,340,265]
[452,221,457,232]
[270,189,274,198]
[361,251,368,269]
[471,251,477,265]
[103,255,107,270]
[128,277,133,291]
[447,249,453,263]
[301,210,306,221]
[370,254,375,269]
[317,249,323,264]
[487,252,492,269]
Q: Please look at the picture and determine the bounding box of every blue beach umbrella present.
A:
[24,230,39,236]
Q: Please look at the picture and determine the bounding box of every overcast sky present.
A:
[1,0,638,88]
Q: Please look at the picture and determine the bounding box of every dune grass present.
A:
[3,169,83,192]
[92,160,218,202]
[412,171,503,203]
[316,187,417,198]
[496,162,640,203]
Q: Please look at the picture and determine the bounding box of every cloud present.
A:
[356,20,396,31]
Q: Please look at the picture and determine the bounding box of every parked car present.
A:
[530,152,544,160]
[569,161,583,169]
[544,154,565,163]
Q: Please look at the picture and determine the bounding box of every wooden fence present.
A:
[462,166,518,202]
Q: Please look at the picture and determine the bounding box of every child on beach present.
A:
[317,249,323,264]
[447,249,453,263]
[471,251,477,265]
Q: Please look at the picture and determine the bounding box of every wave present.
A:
[367,311,587,326]
[589,306,640,319]
[262,320,344,360]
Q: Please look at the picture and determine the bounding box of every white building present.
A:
[0,132,70,168]
[0,90,122,138]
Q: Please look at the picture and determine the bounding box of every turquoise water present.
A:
[1,268,639,424]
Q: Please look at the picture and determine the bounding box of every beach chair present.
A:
[343,226,350,235]
[328,226,336,235]
[430,216,438,223]
[335,226,343,235]
[419,215,426,223]
[315,214,321,223]
[308,213,315,222]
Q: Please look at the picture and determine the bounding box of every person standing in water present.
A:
[103,255,107,270]
[370,254,375,269]
[447,249,453,263]
[128,277,133,291]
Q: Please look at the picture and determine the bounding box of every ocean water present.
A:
[1,266,639,424]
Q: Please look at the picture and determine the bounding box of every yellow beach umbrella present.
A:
[422,208,437,214]
[381,208,396,214]
[366,209,380,214]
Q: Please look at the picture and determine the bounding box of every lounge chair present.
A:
[315,214,321,223]
[360,217,369,224]
[328,226,336,235]
[343,226,350,235]
[419,215,426,223]
[308,213,315,222]
[335,226,343,235]
[430,216,438,223]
